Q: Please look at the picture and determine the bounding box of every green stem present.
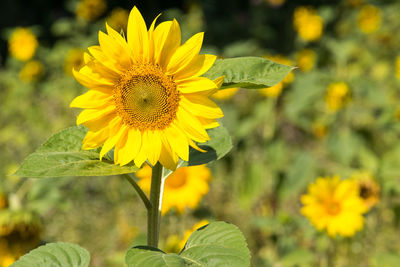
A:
[147,162,164,247]
[123,174,152,210]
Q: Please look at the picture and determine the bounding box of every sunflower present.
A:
[70,7,223,170]
[350,171,380,210]
[8,28,38,61]
[324,82,350,112]
[136,164,211,214]
[301,176,368,237]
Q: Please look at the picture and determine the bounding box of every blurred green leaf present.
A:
[203,57,295,89]
[125,221,250,267]
[12,242,90,267]
[14,126,139,178]
[281,249,314,267]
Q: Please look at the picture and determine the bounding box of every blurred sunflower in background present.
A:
[324,82,351,112]
[164,219,209,253]
[8,28,38,61]
[293,6,323,42]
[301,176,367,237]
[350,171,380,210]
[259,55,294,98]
[211,87,239,101]
[19,60,44,83]
[64,49,85,76]
[295,49,316,72]
[70,7,223,170]
[75,0,107,21]
[0,210,42,266]
[107,8,129,34]
[357,5,381,34]
[137,164,211,215]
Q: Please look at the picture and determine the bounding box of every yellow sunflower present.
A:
[324,82,350,112]
[70,7,223,170]
[8,28,38,61]
[136,164,211,214]
[301,176,368,237]
[350,171,380,210]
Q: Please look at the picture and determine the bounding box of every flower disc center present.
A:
[114,64,180,131]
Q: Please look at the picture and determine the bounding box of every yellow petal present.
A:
[153,19,181,69]
[76,105,116,125]
[180,95,223,119]
[147,131,162,166]
[82,127,109,150]
[106,23,132,68]
[88,46,123,74]
[83,113,114,132]
[166,32,204,75]
[118,128,142,166]
[165,124,189,161]
[173,54,216,80]
[70,90,113,108]
[99,29,131,71]
[148,13,161,64]
[158,139,179,170]
[176,107,209,142]
[73,68,114,92]
[134,132,149,168]
[198,117,220,129]
[114,129,128,164]
[176,76,217,94]
[127,6,149,63]
[99,117,125,160]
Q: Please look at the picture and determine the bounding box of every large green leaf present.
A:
[11,242,90,267]
[14,126,139,178]
[125,221,250,267]
[203,57,295,89]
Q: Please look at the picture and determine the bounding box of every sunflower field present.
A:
[1,0,400,266]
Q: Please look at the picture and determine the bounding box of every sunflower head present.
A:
[137,164,211,214]
[357,5,381,34]
[301,176,368,237]
[70,7,223,170]
[324,82,351,112]
[19,60,44,82]
[293,6,323,42]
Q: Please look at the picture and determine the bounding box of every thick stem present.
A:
[123,174,152,210]
[147,162,164,247]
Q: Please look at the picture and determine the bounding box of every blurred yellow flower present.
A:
[301,176,368,237]
[0,251,15,267]
[76,0,106,21]
[137,165,211,215]
[311,122,327,139]
[0,210,42,264]
[179,219,209,249]
[19,60,44,82]
[357,5,381,34]
[348,0,364,7]
[71,7,223,170]
[8,28,38,61]
[293,6,323,42]
[164,234,182,253]
[107,8,129,34]
[324,82,350,112]
[63,49,85,76]
[259,55,294,98]
[350,171,380,210]
[211,87,239,100]
[295,49,316,72]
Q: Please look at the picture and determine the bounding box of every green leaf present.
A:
[203,57,295,89]
[14,126,139,178]
[126,221,250,267]
[188,125,232,166]
[11,242,90,267]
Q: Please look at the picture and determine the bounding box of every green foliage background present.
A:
[2,0,400,266]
